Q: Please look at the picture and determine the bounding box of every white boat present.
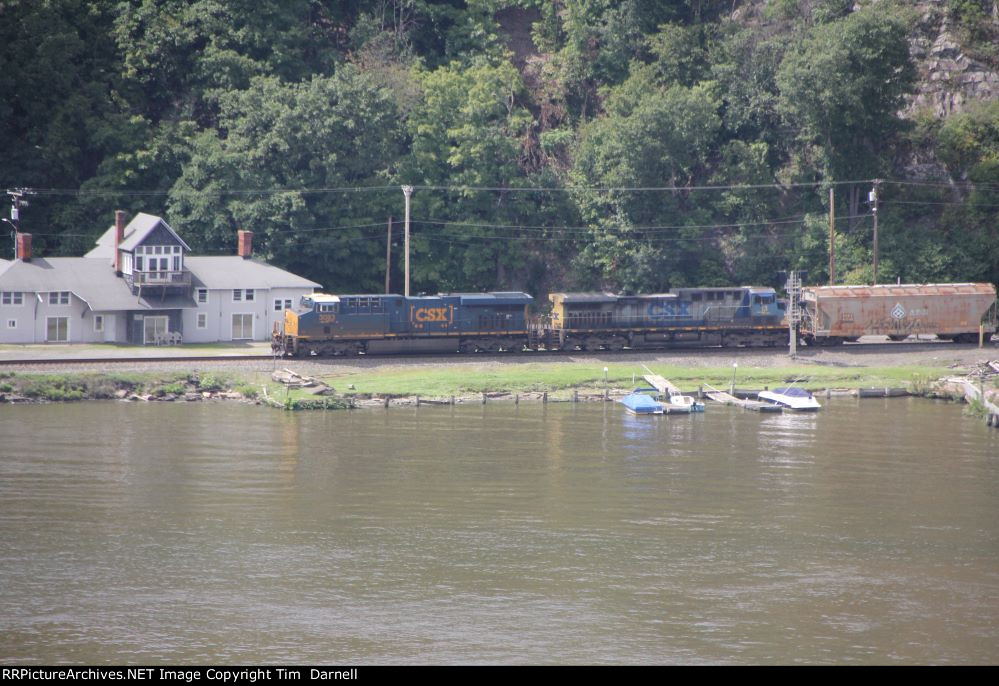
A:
[758,387,822,411]
[668,393,705,412]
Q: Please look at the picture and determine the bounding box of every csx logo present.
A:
[412,306,452,323]
[647,302,689,319]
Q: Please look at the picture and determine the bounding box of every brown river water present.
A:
[1,398,997,664]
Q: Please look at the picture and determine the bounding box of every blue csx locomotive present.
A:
[272,286,788,356]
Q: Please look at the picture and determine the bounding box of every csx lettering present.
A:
[413,307,450,322]
[647,302,689,319]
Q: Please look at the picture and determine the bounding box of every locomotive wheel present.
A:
[888,335,907,342]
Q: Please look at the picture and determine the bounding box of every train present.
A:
[271,282,997,356]
[272,285,790,356]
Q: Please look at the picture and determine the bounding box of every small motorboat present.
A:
[619,389,666,415]
[668,392,705,413]
[758,386,822,411]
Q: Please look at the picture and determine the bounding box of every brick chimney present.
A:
[113,210,126,274]
[16,233,31,261]
[237,229,253,259]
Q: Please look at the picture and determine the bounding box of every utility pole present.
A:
[828,187,835,285]
[870,180,880,285]
[385,216,392,294]
[4,189,32,260]
[402,185,413,297]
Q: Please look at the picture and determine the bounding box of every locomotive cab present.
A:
[748,288,783,323]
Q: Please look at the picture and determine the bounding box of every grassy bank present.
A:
[2,362,989,408]
[305,362,965,398]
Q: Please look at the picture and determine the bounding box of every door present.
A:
[46,316,69,342]
[143,316,168,344]
[231,313,253,340]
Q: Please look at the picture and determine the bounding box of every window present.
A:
[197,288,208,304]
[274,298,293,312]
[173,256,180,271]
[94,315,104,332]
[6,319,15,329]
[232,313,253,340]
[197,313,207,329]
[135,255,144,271]
[48,292,70,305]
[46,316,69,342]
[2,291,23,306]
[233,289,242,302]
[245,289,254,302]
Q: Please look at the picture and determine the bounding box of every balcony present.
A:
[133,269,192,287]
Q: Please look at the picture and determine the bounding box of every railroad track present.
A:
[0,338,988,369]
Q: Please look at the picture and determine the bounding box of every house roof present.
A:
[0,258,161,311]
[186,257,321,290]
[85,212,191,259]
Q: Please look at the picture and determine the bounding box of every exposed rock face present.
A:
[906,1,999,118]
[727,1,998,119]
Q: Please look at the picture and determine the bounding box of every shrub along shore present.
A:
[0,361,986,410]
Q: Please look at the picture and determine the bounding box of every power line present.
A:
[24,186,400,197]
[884,179,999,191]
[882,199,999,208]
[16,179,885,198]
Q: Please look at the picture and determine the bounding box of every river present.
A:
[1,397,997,664]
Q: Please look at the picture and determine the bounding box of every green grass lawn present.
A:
[277,362,959,399]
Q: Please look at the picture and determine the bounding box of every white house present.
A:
[0,212,320,344]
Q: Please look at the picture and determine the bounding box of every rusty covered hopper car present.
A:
[799,283,998,345]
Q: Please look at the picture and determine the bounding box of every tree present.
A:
[400,58,548,292]
[777,9,916,222]
[571,72,724,291]
[167,67,404,291]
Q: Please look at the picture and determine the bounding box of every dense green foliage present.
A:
[2,0,997,295]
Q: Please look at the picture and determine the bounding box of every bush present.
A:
[235,384,259,399]
[196,374,227,392]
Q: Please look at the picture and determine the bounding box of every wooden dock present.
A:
[702,384,782,412]
[642,372,681,397]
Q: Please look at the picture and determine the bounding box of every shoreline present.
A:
[3,355,995,409]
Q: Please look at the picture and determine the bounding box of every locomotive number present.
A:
[319,314,336,324]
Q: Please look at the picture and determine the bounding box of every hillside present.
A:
[1,0,997,294]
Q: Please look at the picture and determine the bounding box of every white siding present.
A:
[182,286,314,342]
[0,290,33,343]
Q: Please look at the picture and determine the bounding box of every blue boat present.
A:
[619,388,667,415]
